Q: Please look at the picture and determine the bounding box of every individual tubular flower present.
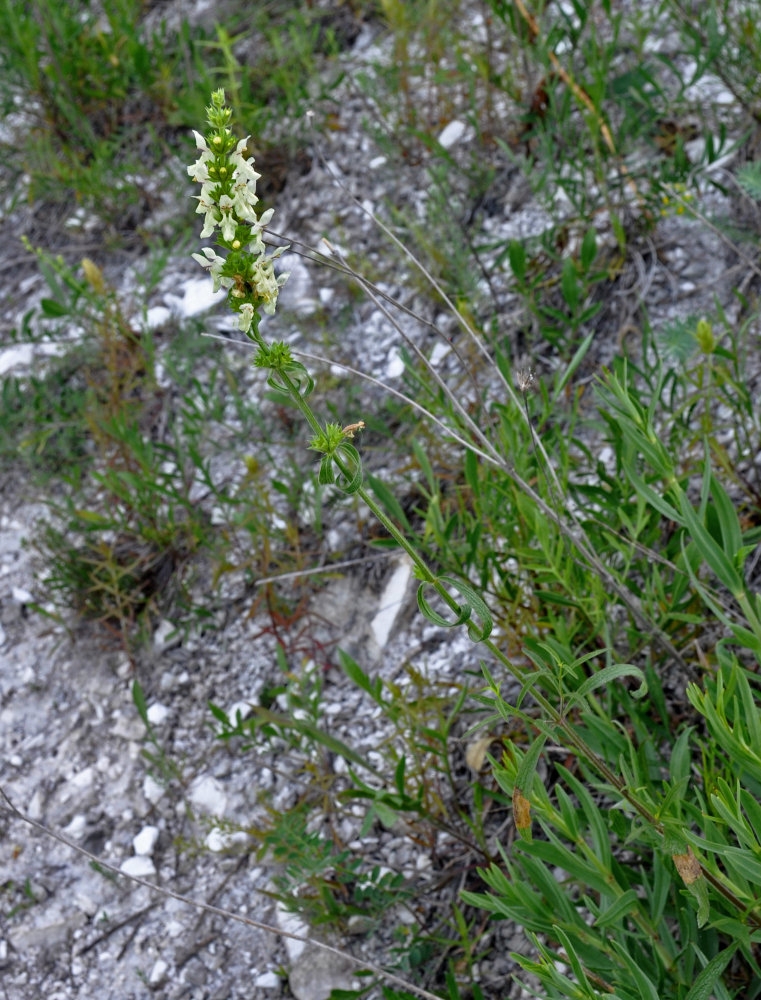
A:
[188,89,289,334]
[250,248,289,315]
[238,303,255,334]
[190,247,229,293]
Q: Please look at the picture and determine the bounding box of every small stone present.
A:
[154,618,180,652]
[276,903,309,961]
[385,351,404,379]
[189,775,227,817]
[74,893,100,917]
[437,119,467,148]
[143,775,164,804]
[288,945,357,1000]
[149,958,168,984]
[346,914,374,935]
[70,766,95,790]
[255,971,281,989]
[144,305,171,330]
[227,700,253,723]
[206,827,249,853]
[63,814,87,839]
[133,825,160,856]
[120,856,156,878]
[146,702,170,725]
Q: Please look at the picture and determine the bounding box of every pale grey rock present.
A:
[188,774,228,816]
[9,913,86,953]
[288,945,358,1000]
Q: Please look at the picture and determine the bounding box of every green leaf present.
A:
[338,649,385,707]
[737,162,761,201]
[551,331,595,406]
[571,662,648,704]
[593,889,639,928]
[610,941,660,1000]
[40,297,70,317]
[623,460,680,521]
[318,454,335,485]
[335,442,363,494]
[519,837,613,896]
[411,439,436,494]
[374,801,398,828]
[561,258,579,311]
[669,726,694,784]
[132,679,149,728]
[685,874,711,928]
[416,576,492,641]
[464,448,479,494]
[516,732,548,796]
[580,228,597,269]
[684,943,738,1000]
[678,486,743,596]
[720,845,761,885]
[208,701,232,727]
[551,926,592,992]
[257,708,382,777]
[508,240,527,283]
[394,756,406,796]
[710,472,743,567]
[416,581,471,630]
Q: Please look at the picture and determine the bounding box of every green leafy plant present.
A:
[186,87,761,999]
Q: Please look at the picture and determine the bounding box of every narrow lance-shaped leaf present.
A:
[513,732,548,841]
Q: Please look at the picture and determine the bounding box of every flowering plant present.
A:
[186,91,490,644]
[188,89,289,333]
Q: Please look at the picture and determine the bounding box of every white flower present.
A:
[238,302,255,333]
[187,131,215,184]
[245,229,266,257]
[218,194,237,242]
[231,179,259,223]
[188,156,212,184]
[251,255,290,315]
[230,137,260,185]
[191,247,229,292]
[195,192,218,239]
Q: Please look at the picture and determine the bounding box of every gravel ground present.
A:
[2,2,761,999]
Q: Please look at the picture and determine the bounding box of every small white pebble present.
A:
[120,856,156,878]
[438,120,466,148]
[146,703,170,725]
[149,959,168,984]
[133,825,160,856]
[255,971,281,989]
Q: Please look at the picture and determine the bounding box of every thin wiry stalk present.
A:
[204,324,697,678]
[320,236,489,447]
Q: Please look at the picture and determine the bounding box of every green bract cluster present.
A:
[188,89,289,332]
